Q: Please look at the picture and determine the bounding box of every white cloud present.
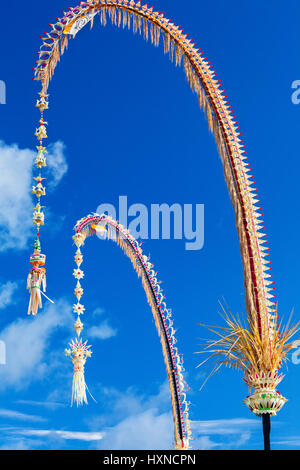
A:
[0,141,34,251]
[57,431,104,441]
[88,382,173,450]
[90,381,171,426]
[105,382,171,419]
[0,437,32,450]
[191,418,258,450]
[196,436,219,450]
[16,400,65,410]
[19,429,104,441]
[0,377,258,450]
[87,307,117,340]
[87,320,117,340]
[98,409,172,450]
[0,427,104,449]
[0,281,18,309]
[191,418,259,436]
[47,141,68,190]
[0,140,68,251]
[0,298,73,390]
[273,437,300,447]
[92,307,105,316]
[0,409,45,422]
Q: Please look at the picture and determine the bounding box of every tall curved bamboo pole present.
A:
[73,212,191,450]
[32,0,276,346]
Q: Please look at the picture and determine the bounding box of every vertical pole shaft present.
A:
[262,414,271,450]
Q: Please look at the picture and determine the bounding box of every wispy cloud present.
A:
[0,281,19,309]
[0,140,68,251]
[87,307,117,340]
[92,307,105,316]
[0,426,104,449]
[16,400,66,410]
[273,437,300,447]
[196,436,219,450]
[191,418,259,450]
[0,409,45,423]
[88,320,117,340]
[192,418,259,435]
[0,298,72,390]
[0,379,258,450]
[87,382,173,450]
[0,437,36,450]
[95,404,256,450]
[46,141,68,190]
[18,429,104,441]
[97,409,172,450]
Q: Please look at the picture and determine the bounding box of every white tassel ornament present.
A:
[65,339,92,406]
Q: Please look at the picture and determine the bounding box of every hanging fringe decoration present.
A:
[65,338,92,406]
[27,239,47,315]
[26,88,50,315]
[64,231,93,406]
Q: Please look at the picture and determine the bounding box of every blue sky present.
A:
[0,0,299,450]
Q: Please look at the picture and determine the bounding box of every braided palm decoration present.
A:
[70,213,191,450]
[31,1,283,419]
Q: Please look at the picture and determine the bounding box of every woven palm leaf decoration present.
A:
[199,303,299,414]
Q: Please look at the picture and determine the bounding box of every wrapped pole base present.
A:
[244,389,287,417]
[244,371,287,450]
[244,389,286,450]
[244,370,287,416]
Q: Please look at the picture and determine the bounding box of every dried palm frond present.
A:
[197,302,300,395]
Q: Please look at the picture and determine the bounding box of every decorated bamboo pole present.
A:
[68,213,192,450]
[31,2,280,352]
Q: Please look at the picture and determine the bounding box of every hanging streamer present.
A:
[65,231,93,407]
[27,90,50,315]
[27,239,47,315]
